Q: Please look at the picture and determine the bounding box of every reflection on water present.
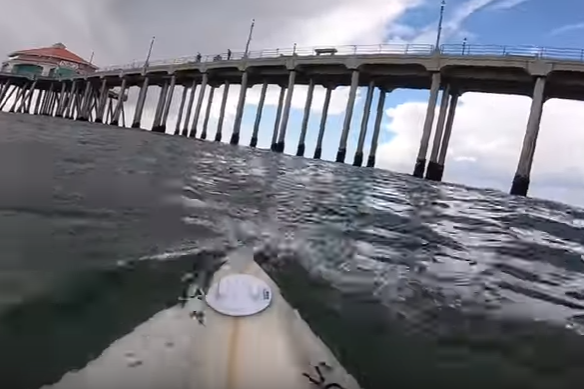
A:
[1,114,584,388]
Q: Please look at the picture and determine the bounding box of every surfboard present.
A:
[45,248,363,389]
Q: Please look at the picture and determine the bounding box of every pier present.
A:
[3,43,584,196]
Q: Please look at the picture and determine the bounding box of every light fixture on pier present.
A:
[435,0,446,53]
[143,36,155,74]
[244,19,255,58]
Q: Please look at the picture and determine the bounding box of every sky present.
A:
[2,0,584,207]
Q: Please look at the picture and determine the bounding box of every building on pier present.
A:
[1,42,97,78]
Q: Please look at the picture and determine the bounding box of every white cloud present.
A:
[377,92,584,207]
[490,0,531,10]
[550,22,584,37]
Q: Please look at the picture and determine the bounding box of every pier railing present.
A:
[94,43,584,73]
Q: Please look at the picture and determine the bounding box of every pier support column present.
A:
[353,80,375,166]
[201,86,215,140]
[9,86,27,113]
[426,85,451,180]
[189,73,208,138]
[250,81,268,148]
[413,72,441,177]
[275,70,296,152]
[296,79,315,156]
[336,70,359,163]
[270,86,286,151]
[132,77,150,128]
[367,88,388,168]
[35,89,46,116]
[0,81,8,103]
[0,85,17,111]
[152,81,169,132]
[0,81,12,107]
[59,83,72,117]
[14,84,27,113]
[64,82,77,119]
[160,75,176,133]
[55,83,67,117]
[94,79,108,123]
[78,82,91,121]
[215,81,230,142]
[73,90,83,119]
[20,81,37,113]
[510,77,546,196]
[182,80,197,136]
[231,71,249,145]
[39,85,50,115]
[174,85,189,135]
[111,78,127,126]
[22,81,37,114]
[434,91,460,181]
[314,86,333,159]
[43,84,56,116]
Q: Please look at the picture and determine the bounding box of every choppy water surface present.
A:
[2,114,584,389]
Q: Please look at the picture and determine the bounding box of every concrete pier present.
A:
[336,70,359,163]
[231,71,249,145]
[111,78,127,126]
[132,77,149,128]
[216,82,230,142]
[190,73,208,138]
[201,86,215,140]
[413,72,441,177]
[296,79,315,157]
[367,89,387,168]
[250,81,268,148]
[182,80,197,136]
[175,85,189,135]
[510,76,546,196]
[432,91,459,181]
[6,43,584,199]
[270,86,286,151]
[274,70,296,153]
[426,85,450,181]
[314,87,333,160]
[353,81,375,167]
[160,75,176,133]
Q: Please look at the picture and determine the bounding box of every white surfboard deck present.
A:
[44,249,362,389]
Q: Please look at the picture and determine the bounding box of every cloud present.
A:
[376,92,584,207]
[550,22,584,37]
[490,0,531,10]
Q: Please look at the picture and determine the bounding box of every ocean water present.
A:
[1,113,584,389]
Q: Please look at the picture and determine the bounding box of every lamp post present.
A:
[143,36,155,74]
[435,0,446,53]
[244,19,255,58]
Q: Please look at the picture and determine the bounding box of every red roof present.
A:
[9,43,96,68]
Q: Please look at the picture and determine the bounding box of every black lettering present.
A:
[303,364,345,389]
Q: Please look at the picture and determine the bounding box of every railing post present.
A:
[405,44,409,54]
[538,47,544,58]
[502,46,507,56]
[353,45,357,54]
[378,44,382,53]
